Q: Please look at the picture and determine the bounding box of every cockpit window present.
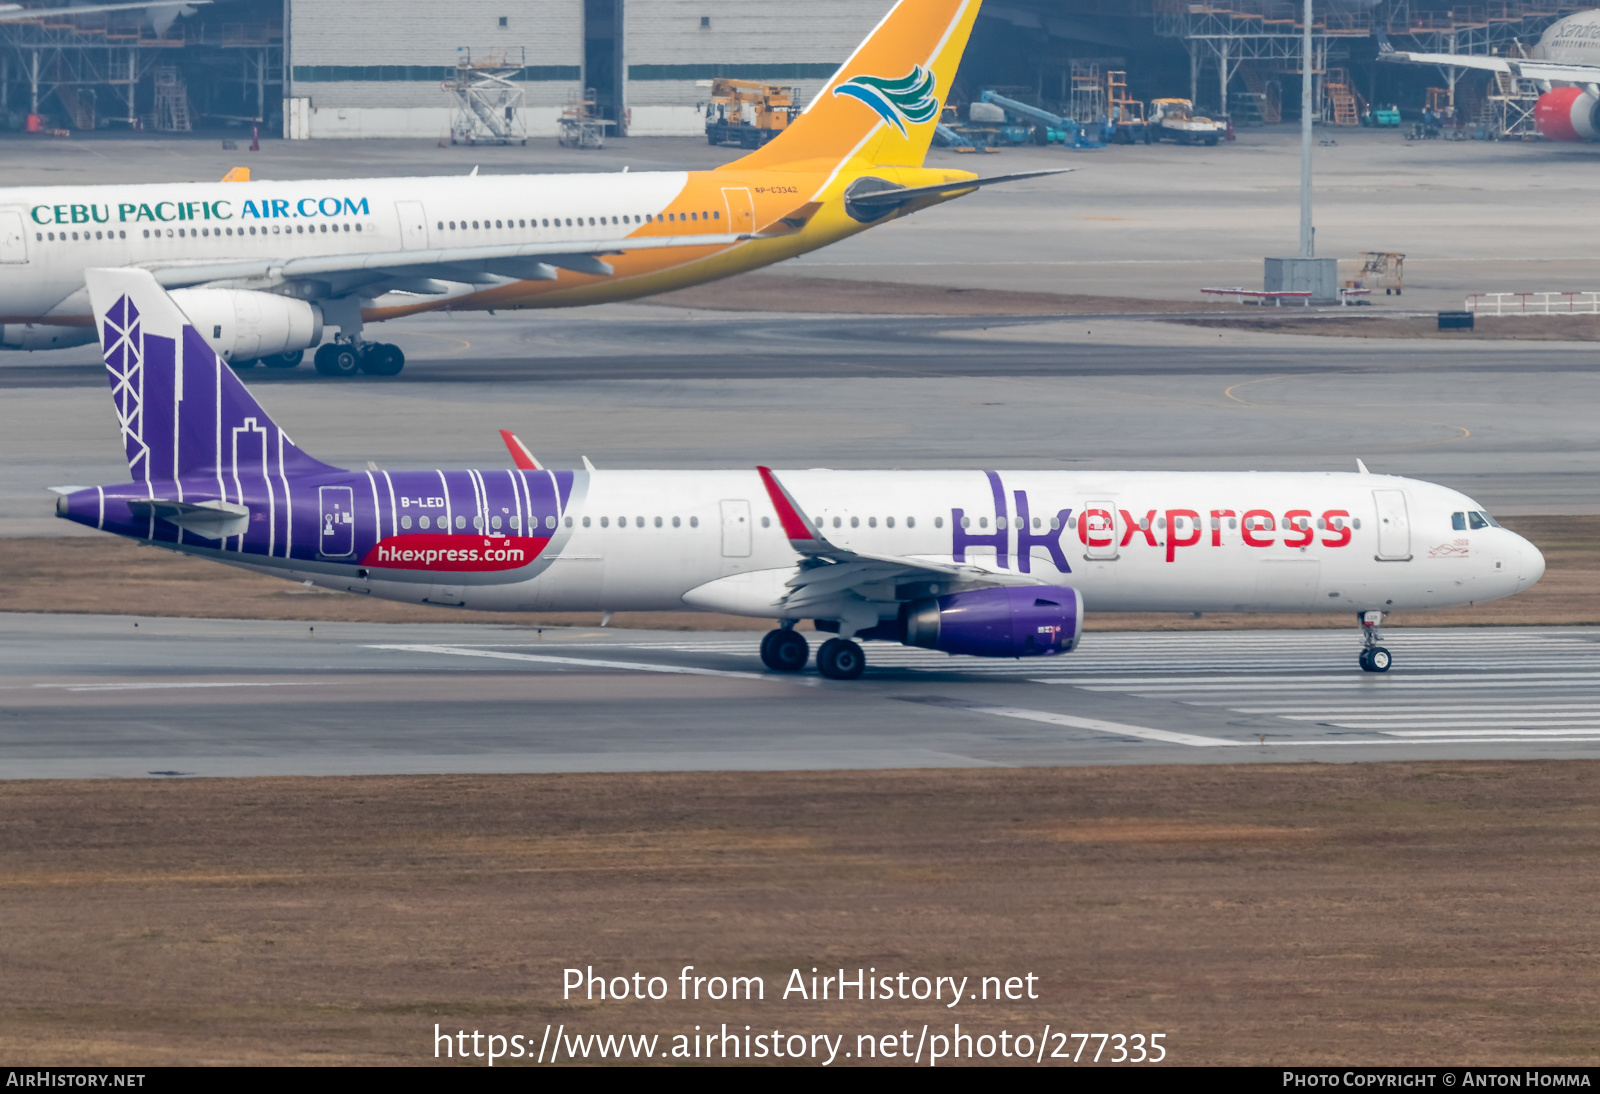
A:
[1452,512,1467,531]
[1469,511,1491,530]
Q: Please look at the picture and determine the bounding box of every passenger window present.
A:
[690,516,699,528]
[456,516,466,529]
[906,516,915,528]
[509,515,520,529]
[886,516,895,528]
[673,516,681,528]
[633,516,642,527]
[833,517,842,528]
[1452,512,1467,531]
[851,516,860,528]
[491,515,502,529]
[1049,517,1060,530]
[546,515,556,529]
[401,515,411,529]
[419,516,430,529]
[655,516,663,528]
[1468,512,1489,530]
[565,517,573,527]
[473,515,484,530]
[583,516,591,527]
[600,516,608,528]
[496,220,502,228]
[935,517,944,529]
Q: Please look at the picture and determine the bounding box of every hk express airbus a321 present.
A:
[56,267,1545,678]
[0,0,1061,377]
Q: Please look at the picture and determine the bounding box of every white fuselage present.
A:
[1535,9,1600,65]
[257,468,1542,619]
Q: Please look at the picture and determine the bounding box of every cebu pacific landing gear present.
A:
[313,339,404,378]
[817,637,865,680]
[759,625,809,672]
[1357,610,1391,673]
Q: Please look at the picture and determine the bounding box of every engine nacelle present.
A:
[860,585,1082,658]
[1535,87,1600,141]
[169,289,323,363]
[0,323,98,351]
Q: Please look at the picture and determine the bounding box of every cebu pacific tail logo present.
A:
[833,65,940,136]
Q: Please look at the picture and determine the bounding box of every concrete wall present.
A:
[625,0,893,135]
[285,0,583,138]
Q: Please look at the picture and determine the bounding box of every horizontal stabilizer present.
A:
[841,168,1074,210]
[126,498,249,540]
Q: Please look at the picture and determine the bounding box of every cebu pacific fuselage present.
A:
[0,0,1055,376]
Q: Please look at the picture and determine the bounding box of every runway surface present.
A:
[7,613,1600,778]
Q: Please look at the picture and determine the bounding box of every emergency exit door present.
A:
[395,201,428,249]
[721,187,754,233]
[320,486,355,557]
[720,499,751,557]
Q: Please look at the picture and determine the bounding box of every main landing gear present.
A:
[314,340,405,378]
[1358,610,1392,673]
[759,627,809,673]
[759,627,866,680]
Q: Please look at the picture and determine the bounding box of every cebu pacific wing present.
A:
[1380,9,1600,141]
[60,267,1546,679]
[0,0,1065,377]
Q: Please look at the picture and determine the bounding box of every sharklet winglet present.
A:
[499,429,542,471]
[757,466,838,556]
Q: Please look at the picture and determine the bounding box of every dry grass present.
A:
[0,764,1596,1065]
[4,514,1594,632]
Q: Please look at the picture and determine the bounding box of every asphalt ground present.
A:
[6,613,1600,778]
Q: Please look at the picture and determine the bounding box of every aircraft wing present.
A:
[1380,49,1600,84]
[0,2,210,22]
[147,230,754,293]
[755,466,1047,614]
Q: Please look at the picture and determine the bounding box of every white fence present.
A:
[1466,292,1600,316]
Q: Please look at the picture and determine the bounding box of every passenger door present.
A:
[720,499,751,557]
[1373,489,1412,560]
[0,210,27,264]
[1082,501,1119,560]
[319,486,355,557]
[395,201,428,249]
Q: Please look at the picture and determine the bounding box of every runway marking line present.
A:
[24,682,326,693]
[367,643,817,685]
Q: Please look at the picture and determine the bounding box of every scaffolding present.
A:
[0,6,280,131]
[1380,1,1582,111]
[444,48,528,146]
[1069,61,1105,124]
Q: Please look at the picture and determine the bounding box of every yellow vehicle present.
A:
[705,79,800,148]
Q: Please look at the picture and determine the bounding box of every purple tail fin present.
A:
[86,268,335,483]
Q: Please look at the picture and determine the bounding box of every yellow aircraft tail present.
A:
[722,0,981,174]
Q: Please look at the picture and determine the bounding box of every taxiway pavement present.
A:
[6,613,1600,778]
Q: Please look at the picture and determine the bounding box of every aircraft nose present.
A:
[1516,533,1545,590]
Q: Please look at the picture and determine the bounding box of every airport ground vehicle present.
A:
[704,79,799,148]
[57,266,1545,679]
[0,0,1059,376]
[1147,99,1225,145]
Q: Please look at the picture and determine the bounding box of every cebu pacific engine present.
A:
[168,289,323,367]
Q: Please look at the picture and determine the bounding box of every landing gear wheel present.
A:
[262,349,303,369]
[314,343,360,377]
[816,638,865,680]
[1360,647,1392,673]
[359,343,405,377]
[759,629,809,672]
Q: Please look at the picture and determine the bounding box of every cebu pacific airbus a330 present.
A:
[0,0,1057,377]
[55,267,1546,678]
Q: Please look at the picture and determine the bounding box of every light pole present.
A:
[1300,0,1313,258]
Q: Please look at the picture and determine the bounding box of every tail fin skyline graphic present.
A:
[86,267,334,486]
[722,0,980,174]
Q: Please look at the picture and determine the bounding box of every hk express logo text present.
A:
[29,195,371,226]
[833,65,940,135]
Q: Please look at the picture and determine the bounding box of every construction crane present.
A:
[703,79,799,149]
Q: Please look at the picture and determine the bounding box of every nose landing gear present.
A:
[1358,610,1391,673]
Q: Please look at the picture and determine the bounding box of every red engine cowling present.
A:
[1535,87,1600,141]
